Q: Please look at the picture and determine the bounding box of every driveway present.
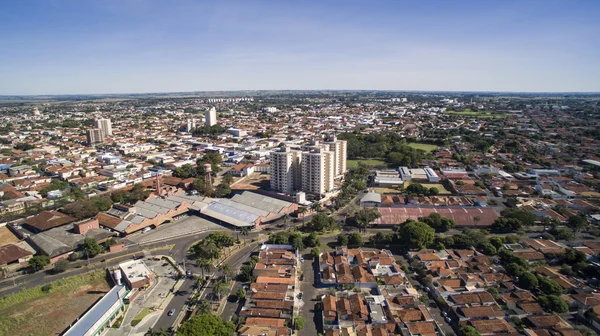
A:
[298,252,323,336]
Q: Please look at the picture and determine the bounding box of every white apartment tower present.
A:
[94,118,113,136]
[301,147,335,195]
[270,136,345,195]
[324,135,348,178]
[205,107,217,126]
[86,128,104,145]
[270,147,296,194]
[186,118,196,132]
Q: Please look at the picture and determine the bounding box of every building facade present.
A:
[270,136,346,195]
[205,107,217,126]
[186,118,196,132]
[86,128,104,145]
[94,118,113,136]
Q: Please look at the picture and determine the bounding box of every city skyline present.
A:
[1,0,600,95]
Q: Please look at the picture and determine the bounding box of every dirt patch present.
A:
[0,271,111,336]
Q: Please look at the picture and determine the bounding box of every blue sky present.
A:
[1,0,599,95]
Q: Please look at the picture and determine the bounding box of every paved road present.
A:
[0,230,220,297]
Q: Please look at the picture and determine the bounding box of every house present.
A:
[0,244,33,268]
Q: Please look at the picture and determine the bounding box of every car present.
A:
[442,311,448,317]
[298,293,303,299]
[168,309,176,316]
[445,317,452,323]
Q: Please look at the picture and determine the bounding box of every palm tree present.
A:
[196,258,213,279]
[240,227,249,244]
[283,213,290,227]
[311,202,322,213]
[298,207,308,230]
[218,263,236,282]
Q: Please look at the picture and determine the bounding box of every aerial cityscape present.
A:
[1,1,600,336]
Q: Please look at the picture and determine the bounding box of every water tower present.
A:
[204,163,213,190]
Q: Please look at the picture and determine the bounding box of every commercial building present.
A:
[205,107,217,126]
[62,284,128,336]
[119,259,153,288]
[94,118,113,136]
[270,136,347,196]
[86,128,104,145]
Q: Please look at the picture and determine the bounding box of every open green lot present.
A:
[0,270,111,336]
[347,159,387,169]
[407,143,438,153]
[374,187,402,194]
[445,109,506,118]
[404,181,452,195]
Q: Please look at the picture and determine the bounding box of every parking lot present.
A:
[105,257,180,336]
[126,215,224,244]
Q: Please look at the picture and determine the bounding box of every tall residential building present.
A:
[270,137,344,195]
[324,135,348,178]
[86,128,104,145]
[205,107,217,126]
[94,118,113,136]
[186,118,196,132]
[301,147,335,195]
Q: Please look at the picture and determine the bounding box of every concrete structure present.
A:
[86,128,104,145]
[119,259,153,288]
[205,107,217,126]
[94,118,113,136]
[324,135,348,178]
[270,136,346,196]
[424,168,440,182]
[186,118,196,132]
[63,285,128,336]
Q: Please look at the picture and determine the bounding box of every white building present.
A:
[86,128,104,145]
[205,107,217,126]
[186,118,196,132]
[94,118,113,136]
[270,136,345,196]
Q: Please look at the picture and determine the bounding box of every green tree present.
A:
[196,258,213,279]
[196,299,211,315]
[491,217,522,233]
[538,277,563,296]
[518,272,539,290]
[236,287,246,301]
[291,235,305,252]
[537,295,568,313]
[213,183,231,198]
[91,196,113,211]
[53,258,69,273]
[29,255,50,270]
[500,208,537,226]
[460,325,481,336]
[81,238,103,258]
[348,232,364,248]
[294,316,306,330]
[212,279,230,301]
[240,227,250,244]
[420,213,455,233]
[310,247,321,259]
[62,200,99,220]
[304,232,320,248]
[337,234,348,246]
[144,328,171,336]
[398,220,435,250]
[222,174,234,186]
[298,206,308,229]
[218,264,236,282]
[351,208,381,233]
[176,314,235,336]
[567,215,588,232]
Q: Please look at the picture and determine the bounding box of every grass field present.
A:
[403,181,452,195]
[0,270,111,336]
[131,308,151,326]
[445,109,506,118]
[347,159,387,169]
[407,143,439,153]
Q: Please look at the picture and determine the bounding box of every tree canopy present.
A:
[398,220,435,250]
[176,314,235,336]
